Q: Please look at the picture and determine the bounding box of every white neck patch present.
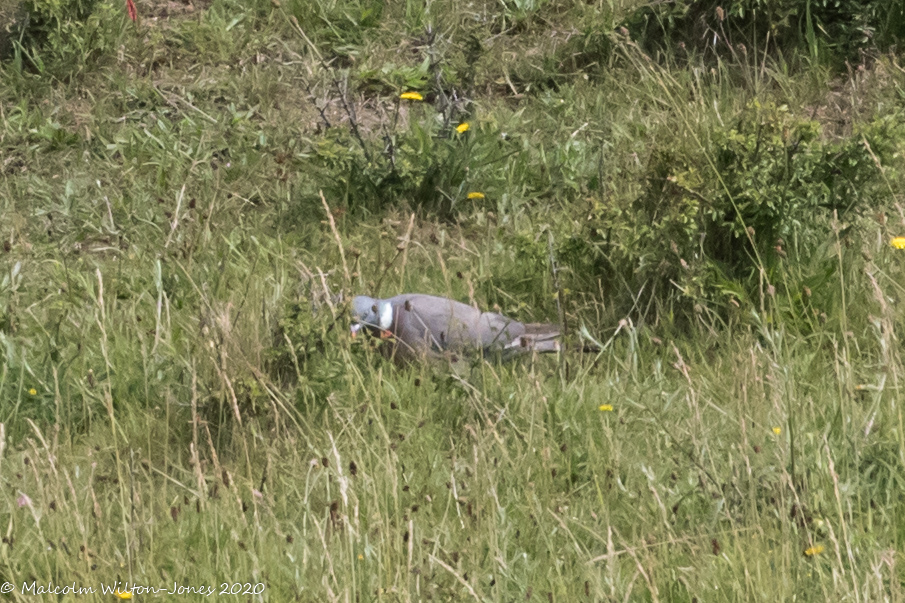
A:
[378,302,393,330]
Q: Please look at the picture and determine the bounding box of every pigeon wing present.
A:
[390,294,484,354]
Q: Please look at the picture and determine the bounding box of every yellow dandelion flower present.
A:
[891,237,905,249]
[772,426,782,435]
[456,122,470,133]
[358,554,364,560]
[115,591,133,600]
[28,388,37,395]
[804,544,824,557]
[467,192,485,199]
[598,404,613,412]
[399,92,423,101]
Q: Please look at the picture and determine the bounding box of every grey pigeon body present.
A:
[351,293,560,363]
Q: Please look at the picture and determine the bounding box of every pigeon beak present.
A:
[350,323,362,338]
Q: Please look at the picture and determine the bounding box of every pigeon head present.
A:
[351,296,393,336]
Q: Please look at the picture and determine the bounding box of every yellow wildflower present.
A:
[456,122,470,133]
[399,92,423,101]
[115,591,133,600]
[772,426,782,435]
[598,404,613,412]
[891,237,905,249]
[467,192,485,199]
[804,544,824,557]
[358,554,364,560]
[28,388,37,395]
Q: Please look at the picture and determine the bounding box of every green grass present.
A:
[1,0,905,599]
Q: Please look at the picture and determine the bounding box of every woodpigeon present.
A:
[351,293,560,363]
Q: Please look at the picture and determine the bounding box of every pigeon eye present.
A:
[371,305,378,313]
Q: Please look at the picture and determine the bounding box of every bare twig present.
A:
[164,184,186,249]
[398,213,416,290]
[428,554,483,602]
[547,230,567,337]
[153,84,219,125]
[286,14,372,161]
[320,191,351,284]
[373,213,416,295]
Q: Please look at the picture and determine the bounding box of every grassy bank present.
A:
[1,0,905,599]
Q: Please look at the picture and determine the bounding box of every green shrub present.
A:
[581,101,900,322]
[305,94,511,220]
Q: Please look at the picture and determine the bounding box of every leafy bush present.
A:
[581,101,900,321]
